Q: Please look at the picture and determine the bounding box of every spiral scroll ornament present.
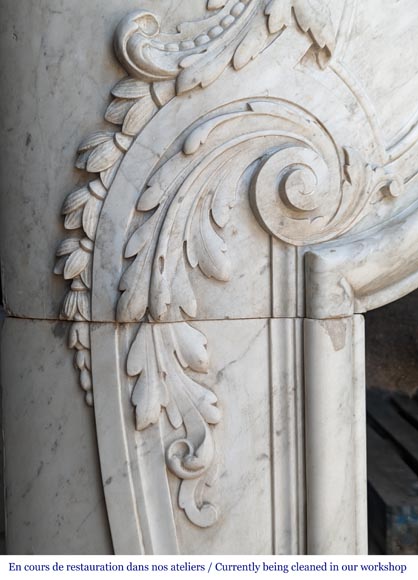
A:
[152,98,394,250]
[250,143,365,245]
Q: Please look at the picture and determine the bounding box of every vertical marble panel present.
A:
[270,318,305,554]
[169,319,273,554]
[3,0,418,557]
[90,319,274,554]
[304,315,367,555]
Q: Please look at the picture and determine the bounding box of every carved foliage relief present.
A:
[115,0,338,95]
[55,1,404,529]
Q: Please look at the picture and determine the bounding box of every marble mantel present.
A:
[2,0,418,555]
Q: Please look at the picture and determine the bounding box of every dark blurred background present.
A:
[367,291,418,396]
[366,289,418,555]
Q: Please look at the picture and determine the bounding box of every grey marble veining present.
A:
[2,0,418,555]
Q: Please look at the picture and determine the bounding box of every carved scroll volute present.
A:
[250,142,356,245]
[114,10,175,83]
[250,142,403,245]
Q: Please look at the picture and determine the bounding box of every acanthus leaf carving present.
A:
[127,321,220,527]
[265,0,293,33]
[55,0,405,534]
[56,0,344,344]
[118,98,405,333]
[114,1,339,96]
[117,132,240,322]
[293,0,336,52]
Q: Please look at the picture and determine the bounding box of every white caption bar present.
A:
[0,555,415,579]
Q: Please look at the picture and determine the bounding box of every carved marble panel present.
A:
[3,0,418,556]
[90,320,276,554]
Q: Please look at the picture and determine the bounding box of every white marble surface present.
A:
[306,201,418,319]
[168,319,273,554]
[90,319,275,554]
[0,0,144,318]
[2,0,418,557]
[1,318,112,554]
[304,316,367,554]
[2,0,418,320]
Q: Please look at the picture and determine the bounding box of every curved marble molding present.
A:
[54,0,418,555]
[306,200,418,318]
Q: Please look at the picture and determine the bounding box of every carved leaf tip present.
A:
[78,131,115,153]
[64,207,83,230]
[172,323,209,374]
[105,98,135,125]
[132,374,169,431]
[56,238,81,257]
[85,390,94,407]
[68,321,90,350]
[265,0,293,34]
[136,183,163,212]
[183,125,213,155]
[122,96,157,136]
[86,139,123,173]
[111,77,150,99]
[63,247,91,280]
[82,196,103,241]
[125,210,159,259]
[292,0,336,54]
[62,186,90,215]
[128,324,170,430]
[265,0,336,56]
